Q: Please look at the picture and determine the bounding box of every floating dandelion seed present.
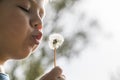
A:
[49,33,64,67]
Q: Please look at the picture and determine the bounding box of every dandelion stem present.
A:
[54,48,56,67]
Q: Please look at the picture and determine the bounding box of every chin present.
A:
[32,45,39,52]
[12,49,32,60]
[20,46,38,59]
[13,45,39,59]
[13,52,31,60]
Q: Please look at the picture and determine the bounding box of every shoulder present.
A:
[0,73,10,80]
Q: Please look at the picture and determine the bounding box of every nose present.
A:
[30,16,43,30]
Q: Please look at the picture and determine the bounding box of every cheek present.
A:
[4,11,30,40]
[2,22,29,46]
[0,10,32,50]
[0,5,35,59]
[0,5,32,43]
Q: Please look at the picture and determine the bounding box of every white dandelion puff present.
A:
[48,33,64,67]
[49,33,64,49]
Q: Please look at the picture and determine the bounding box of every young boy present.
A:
[0,0,64,80]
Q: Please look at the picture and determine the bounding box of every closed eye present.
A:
[17,6,30,13]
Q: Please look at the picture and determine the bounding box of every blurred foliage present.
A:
[5,0,100,80]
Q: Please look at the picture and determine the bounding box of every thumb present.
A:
[49,66,62,76]
[39,66,62,80]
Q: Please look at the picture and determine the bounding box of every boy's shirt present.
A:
[0,73,10,80]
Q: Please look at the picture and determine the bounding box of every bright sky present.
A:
[54,0,120,80]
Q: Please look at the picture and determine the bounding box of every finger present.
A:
[39,73,49,80]
[49,66,62,76]
[39,66,63,80]
[57,75,66,80]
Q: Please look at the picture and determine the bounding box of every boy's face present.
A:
[0,0,45,60]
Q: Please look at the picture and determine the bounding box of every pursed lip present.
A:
[32,31,42,45]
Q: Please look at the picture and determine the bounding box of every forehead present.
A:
[31,0,44,4]
[14,0,44,5]
[2,0,44,5]
[35,0,44,3]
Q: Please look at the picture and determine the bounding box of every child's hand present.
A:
[39,66,65,80]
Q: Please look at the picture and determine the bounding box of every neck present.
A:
[0,54,9,74]
[0,65,5,73]
[0,59,6,74]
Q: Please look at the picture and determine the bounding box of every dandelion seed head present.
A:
[49,33,64,49]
